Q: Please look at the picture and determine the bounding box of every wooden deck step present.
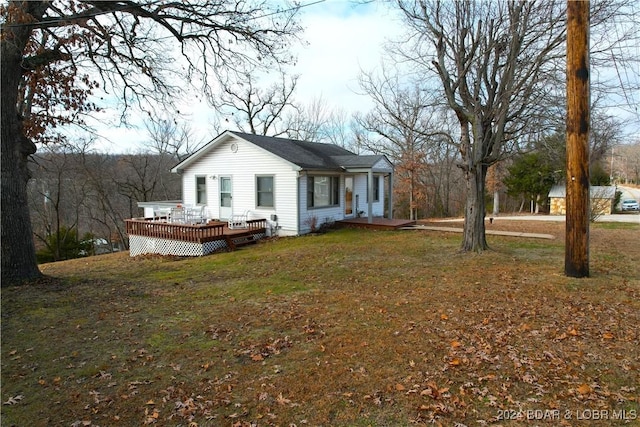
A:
[224,233,258,251]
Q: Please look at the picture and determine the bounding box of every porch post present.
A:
[367,169,373,224]
[388,171,394,219]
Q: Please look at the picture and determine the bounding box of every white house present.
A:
[168,131,395,236]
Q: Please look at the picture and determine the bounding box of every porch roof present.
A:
[331,154,393,173]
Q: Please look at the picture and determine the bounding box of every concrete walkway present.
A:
[402,211,638,239]
[429,214,640,224]
[402,224,556,240]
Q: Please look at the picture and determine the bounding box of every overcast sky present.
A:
[86,0,639,153]
[293,1,401,111]
[87,1,401,152]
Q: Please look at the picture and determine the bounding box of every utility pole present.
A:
[565,0,590,278]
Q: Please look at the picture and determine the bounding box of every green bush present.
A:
[36,227,94,263]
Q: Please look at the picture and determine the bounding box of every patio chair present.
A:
[170,206,186,223]
[153,207,170,221]
[187,205,206,224]
[228,210,250,229]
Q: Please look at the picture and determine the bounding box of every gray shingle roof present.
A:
[230,132,385,171]
[172,131,393,173]
[331,155,385,168]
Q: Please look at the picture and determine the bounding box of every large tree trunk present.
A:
[1,6,42,285]
[1,99,41,286]
[461,162,489,252]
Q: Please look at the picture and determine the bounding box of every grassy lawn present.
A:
[2,222,639,426]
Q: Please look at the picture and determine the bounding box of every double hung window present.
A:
[308,176,339,208]
[256,175,274,208]
[196,176,207,205]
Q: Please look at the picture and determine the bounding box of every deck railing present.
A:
[125,218,267,244]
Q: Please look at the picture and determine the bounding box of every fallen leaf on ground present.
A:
[577,384,592,395]
[3,395,24,405]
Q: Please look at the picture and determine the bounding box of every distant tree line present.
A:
[28,144,181,262]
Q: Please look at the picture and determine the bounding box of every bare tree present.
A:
[323,108,361,152]
[394,0,639,252]
[285,99,364,154]
[112,119,185,215]
[395,0,567,251]
[213,68,300,136]
[2,1,302,284]
[355,66,459,220]
[144,117,205,162]
[612,141,640,184]
[285,96,332,142]
[590,109,624,165]
[421,128,466,217]
[28,144,92,261]
[78,153,131,250]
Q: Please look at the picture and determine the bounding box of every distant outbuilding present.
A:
[548,184,616,215]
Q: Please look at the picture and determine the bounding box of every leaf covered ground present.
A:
[2,220,639,426]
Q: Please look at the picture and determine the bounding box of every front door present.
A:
[219,176,232,219]
[344,176,354,217]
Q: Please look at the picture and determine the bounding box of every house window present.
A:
[367,175,381,202]
[256,175,274,208]
[308,176,339,208]
[196,176,207,205]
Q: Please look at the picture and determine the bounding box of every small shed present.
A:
[548,184,616,215]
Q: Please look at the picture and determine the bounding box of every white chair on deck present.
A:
[170,206,186,223]
[153,207,170,221]
[188,205,206,224]
[228,210,250,229]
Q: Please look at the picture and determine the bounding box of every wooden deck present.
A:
[126,218,266,242]
[336,217,415,230]
[125,218,268,256]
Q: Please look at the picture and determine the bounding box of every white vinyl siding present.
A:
[181,137,299,235]
[372,157,394,173]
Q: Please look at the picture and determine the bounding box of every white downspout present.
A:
[367,169,373,224]
[296,171,301,234]
[388,172,394,219]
